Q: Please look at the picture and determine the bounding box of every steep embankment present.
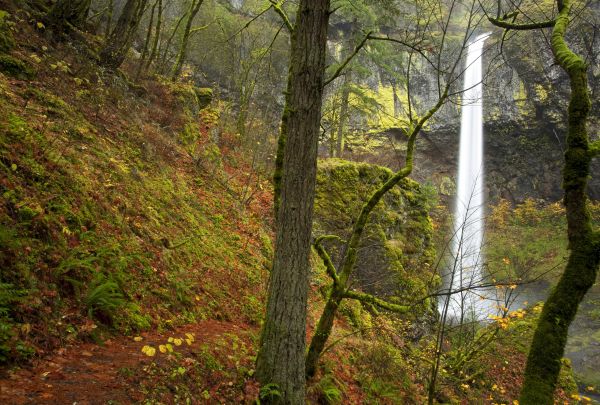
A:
[0,4,272,366]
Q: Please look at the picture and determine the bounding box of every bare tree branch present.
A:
[323,31,371,87]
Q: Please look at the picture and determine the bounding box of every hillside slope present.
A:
[0,4,272,365]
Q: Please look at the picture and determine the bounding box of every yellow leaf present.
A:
[173,338,183,346]
[185,333,195,342]
[166,344,173,352]
[141,345,156,356]
[36,22,45,29]
[168,337,174,343]
[133,336,143,342]
[185,338,193,346]
[159,345,167,353]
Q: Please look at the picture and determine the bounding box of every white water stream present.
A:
[445,34,494,321]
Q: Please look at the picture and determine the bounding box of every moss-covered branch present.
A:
[313,235,342,286]
[337,87,448,287]
[488,16,555,31]
[306,86,449,379]
[269,0,293,33]
[343,290,409,313]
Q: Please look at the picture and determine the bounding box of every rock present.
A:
[195,87,213,110]
[313,159,438,311]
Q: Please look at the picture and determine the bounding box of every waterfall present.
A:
[446,33,492,321]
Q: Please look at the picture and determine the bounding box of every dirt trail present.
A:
[0,320,246,404]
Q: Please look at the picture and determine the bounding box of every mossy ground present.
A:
[0,11,272,366]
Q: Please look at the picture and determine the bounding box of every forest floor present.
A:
[0,320,261,404]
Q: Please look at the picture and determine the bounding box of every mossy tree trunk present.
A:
[170,0,204,81]
[158,11,187,74]
[144,0,163,72]
[99,0,148,70]
[104,0,114,38]
[47,0,91,32]
[518,1,600,403]
[135,0,157,79]
[254,0,331,402]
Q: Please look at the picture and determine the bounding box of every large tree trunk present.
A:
[520,1,600,403]
[170,0,204,81]
[255,0,331,402]
[99,0,147,70]
[47,0,91,32]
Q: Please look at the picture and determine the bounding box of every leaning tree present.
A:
[488,0,600,403]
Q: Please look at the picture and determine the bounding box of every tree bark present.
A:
[520,1,600,403]
[144,0,163,72]
[170,0,204,81]
[99,0,147,70]
[255,0,331,402]
[136,0,157,79]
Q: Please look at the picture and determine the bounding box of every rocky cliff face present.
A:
[409,23,600,204]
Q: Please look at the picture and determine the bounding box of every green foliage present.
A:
[195,87,213,109]
[486,199,568,282]
[312,374,343,404]
[259,383,282,402]
[84,276,126,325]
[0,24,270,365]
[0,282,28,362]
[0,10,15,53]
[0,54,34,79]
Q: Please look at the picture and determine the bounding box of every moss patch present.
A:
[313,158,438,311]
[0,54,34,79]
[0,10,15,53]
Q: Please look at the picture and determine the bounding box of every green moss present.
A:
[0,55,34,80]
[26,87,72,116]
[314,158,437,310]
[0,10,15,54]
[195,87,213,109]
[167,81,200,117]
[179,121,200,145]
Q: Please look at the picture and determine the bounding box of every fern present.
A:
[84,277,126,325]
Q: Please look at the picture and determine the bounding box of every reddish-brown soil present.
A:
[0,320,255,404]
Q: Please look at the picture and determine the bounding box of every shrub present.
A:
[84,277,126,325]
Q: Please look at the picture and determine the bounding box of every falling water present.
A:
[446,33,492,321]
